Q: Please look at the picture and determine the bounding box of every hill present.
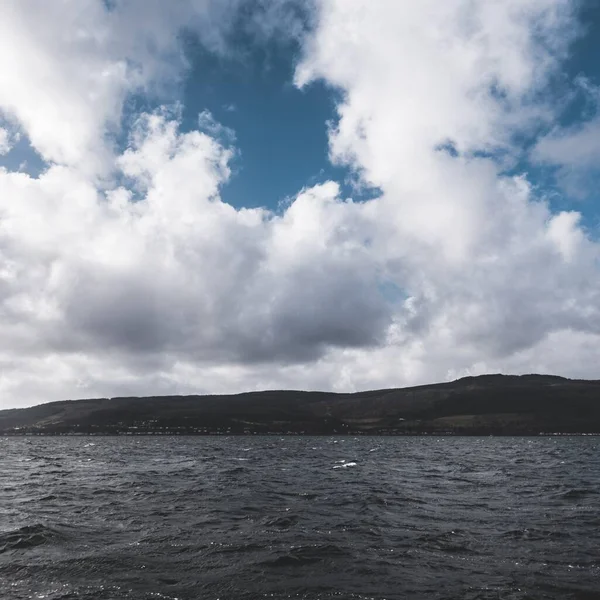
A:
[1,374,599,435]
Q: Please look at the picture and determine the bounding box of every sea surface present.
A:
[0,436,598,600]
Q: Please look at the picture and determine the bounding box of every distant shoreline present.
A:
[2,374,600,437]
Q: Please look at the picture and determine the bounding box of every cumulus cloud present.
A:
[293,0,600,357]
[1,0,600,408]
[0,107,388,406]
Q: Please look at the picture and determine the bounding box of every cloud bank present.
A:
[0,0,599,407]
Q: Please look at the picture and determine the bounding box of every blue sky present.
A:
[178,29,379,212]
[2,1,599,216]
[524,0,600,226]
[1,16,367,207]
[183,38,339,209]
[168,0,597,238]
[173,1,600,221]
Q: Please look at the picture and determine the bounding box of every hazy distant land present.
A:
[1,374,599,436]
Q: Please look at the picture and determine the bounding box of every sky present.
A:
[1,0,600,408]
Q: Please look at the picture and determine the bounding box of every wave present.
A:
[0,524,65,553]
[559,488,598,500]
[499,528,570,541]
[262,514,299,529]
[260,543,349,567]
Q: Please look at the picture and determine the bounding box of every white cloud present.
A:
[536,118,600,168]
[0,0,255,176]
[0,0,130,174]
[0,127,11,155]
[533,102,600,197]
[0,108,389,406]
[1,0,600,409]
[292,0,600,380]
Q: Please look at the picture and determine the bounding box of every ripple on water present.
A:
[0,436,598,600]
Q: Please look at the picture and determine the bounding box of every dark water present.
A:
[1,437,599,600]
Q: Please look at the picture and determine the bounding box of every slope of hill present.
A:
[1,374,599,435]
